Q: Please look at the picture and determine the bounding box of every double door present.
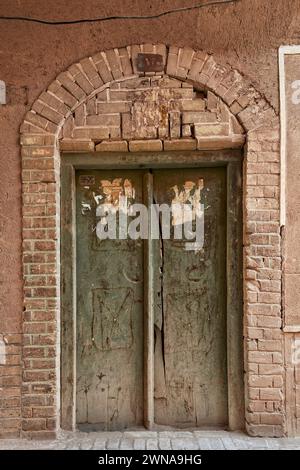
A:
[75,167,227,430]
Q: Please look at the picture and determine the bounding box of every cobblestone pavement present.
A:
[0,429,300,450]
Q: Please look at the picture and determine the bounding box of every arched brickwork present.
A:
[19,44,283,438]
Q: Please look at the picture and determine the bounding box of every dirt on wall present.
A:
[0,0,299,426]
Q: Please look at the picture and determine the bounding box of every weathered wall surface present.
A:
[0,0,300,438]
[19,41,280,439]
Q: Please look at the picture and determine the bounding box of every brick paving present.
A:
[0,430,300,450]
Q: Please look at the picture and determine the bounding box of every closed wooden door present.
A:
[153,168,227,427]
[76,170,144,431]
[75,167,227,430]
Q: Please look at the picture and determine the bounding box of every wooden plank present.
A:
[61,162,76,430]
[143,172,154,429]
[75,170,144,431]
[153,168,228,427]
[227,161,244,430]
[62,149,241,169]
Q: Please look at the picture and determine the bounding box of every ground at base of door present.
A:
[1,430,300,450]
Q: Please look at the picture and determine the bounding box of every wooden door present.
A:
[76,170,144,431]
[75,166,228,430]
[153,168,228,427]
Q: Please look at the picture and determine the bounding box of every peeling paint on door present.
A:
[75,167,228,430]
[76,170,144,431]
[171,179,204,226]
[99,178,135,206]
[153,169,228,428]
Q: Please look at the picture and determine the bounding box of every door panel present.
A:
[75,170,144,431]
[75,166,228,430]
[153,168,228,427]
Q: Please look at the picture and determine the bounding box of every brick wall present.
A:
[244,126,284,435]
[0,333,22,438]
[6,43,291,438]
[59,74,244,153]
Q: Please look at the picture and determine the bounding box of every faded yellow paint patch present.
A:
[99,178,135,206]
[171,178,204,226]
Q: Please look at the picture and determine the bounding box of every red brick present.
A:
[258,340,282,352]
[23,370,55,382]
[259,364,284,375]
[248,375,273,387]
[23,347,46,358]
[247,401,266,412]
[32,407,56,418]
[260,413,283,425]
[260,389,282,401]
[22,418,46,431]
[248,351,273,363]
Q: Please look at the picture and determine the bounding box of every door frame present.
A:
[60,149,244,431]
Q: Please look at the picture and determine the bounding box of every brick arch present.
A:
[21,44,276,139]
[20,44,283,439]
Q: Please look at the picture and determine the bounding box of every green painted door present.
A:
[75,167,227,430]
[153,168,228,427]
[76,170,144,431]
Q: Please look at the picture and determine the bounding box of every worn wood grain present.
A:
[153,168,228,427]
[61,163,77,430]
[60,151,244,431]
[143,172,154,429]
[75,170,144,431]
[227,162,244,430]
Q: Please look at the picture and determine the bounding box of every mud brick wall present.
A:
[17,44,284,439]
[1,39,295,439]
